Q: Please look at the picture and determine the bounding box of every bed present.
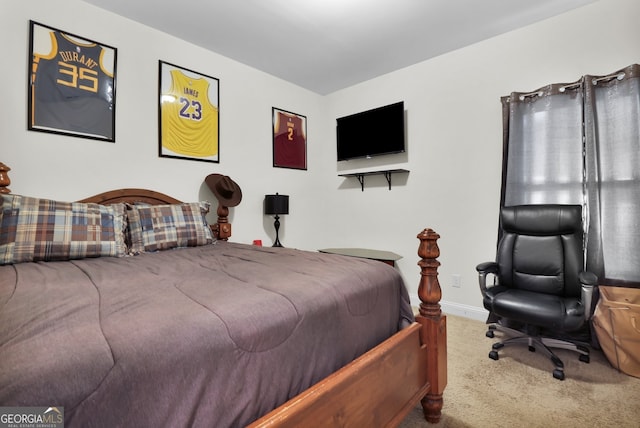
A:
[0,162,447,427]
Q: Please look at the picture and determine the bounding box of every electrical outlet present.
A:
[452,274,462,288]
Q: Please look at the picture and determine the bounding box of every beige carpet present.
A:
[400,315,640,428]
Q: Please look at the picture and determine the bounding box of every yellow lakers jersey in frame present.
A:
[161,66,219,160]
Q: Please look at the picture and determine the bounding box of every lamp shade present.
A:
[264,193,289,215]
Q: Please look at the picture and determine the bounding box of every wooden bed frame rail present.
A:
[0,163,446,425]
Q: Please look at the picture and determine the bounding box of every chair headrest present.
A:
[501,204,582,235]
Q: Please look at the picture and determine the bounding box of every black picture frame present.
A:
[28,20,117,142]
[158,61,220,163]
[272,107,307,170]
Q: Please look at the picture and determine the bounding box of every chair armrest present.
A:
[476,262,498,274]
[476,262,499,296]
[579,271,598,320]
[579,271,598,287]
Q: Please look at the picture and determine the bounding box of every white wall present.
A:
[320,0,639,318]
[1,0,638,320]
[0,0,323,249]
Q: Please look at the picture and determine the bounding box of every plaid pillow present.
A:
[0,194,127,265]
[126,202,214,254]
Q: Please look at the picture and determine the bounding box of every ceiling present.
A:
[82,0,596,95]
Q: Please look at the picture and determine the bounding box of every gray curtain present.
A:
[501,64,640,286]
[501,82,584,207]
[584,64,640,284]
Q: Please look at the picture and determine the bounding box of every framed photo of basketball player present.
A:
[158,61,220,163]
[28,21,117,142]
[272,107,307,170]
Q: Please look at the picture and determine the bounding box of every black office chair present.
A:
[477,204,598,380]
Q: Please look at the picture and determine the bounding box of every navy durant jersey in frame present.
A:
[31,30,114,139]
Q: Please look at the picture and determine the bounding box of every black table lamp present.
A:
[264,193,289,247]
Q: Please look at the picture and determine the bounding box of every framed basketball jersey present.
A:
[28,21,117,141]
[159,61,220,163]
[272,107,307,170]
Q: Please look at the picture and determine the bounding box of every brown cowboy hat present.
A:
[205,174,243,207]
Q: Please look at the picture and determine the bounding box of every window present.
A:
[501,64,640,285]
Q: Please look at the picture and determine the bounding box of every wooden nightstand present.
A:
[318,248,402,267]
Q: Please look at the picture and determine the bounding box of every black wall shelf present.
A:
[338,169,409,191]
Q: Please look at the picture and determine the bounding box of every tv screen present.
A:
[336,101,405,161]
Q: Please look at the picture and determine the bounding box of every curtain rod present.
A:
[505,64,639,101]
[591,72,625,85]
[559,82,581,93]
[519,73,625,96]
[517,90,544,101]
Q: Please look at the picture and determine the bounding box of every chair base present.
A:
[486,324,590,380]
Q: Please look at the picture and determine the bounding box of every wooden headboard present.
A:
[0,163,231,240]
[78,188,183,205]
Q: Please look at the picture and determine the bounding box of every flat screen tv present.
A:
[336,101,405,161]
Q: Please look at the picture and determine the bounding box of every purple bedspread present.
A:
[0,242,413,427]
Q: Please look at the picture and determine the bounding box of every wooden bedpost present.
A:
[0,162,10,194]
[416,228,447,423]
[212,204,231,241]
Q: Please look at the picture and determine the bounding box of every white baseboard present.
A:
[440,300,488,322]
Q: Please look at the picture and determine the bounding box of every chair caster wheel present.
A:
[486,330,495,338]
[528,345,535,352]
[489,350,499,360]
[579,354,590,363]
[553,369,565,380]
